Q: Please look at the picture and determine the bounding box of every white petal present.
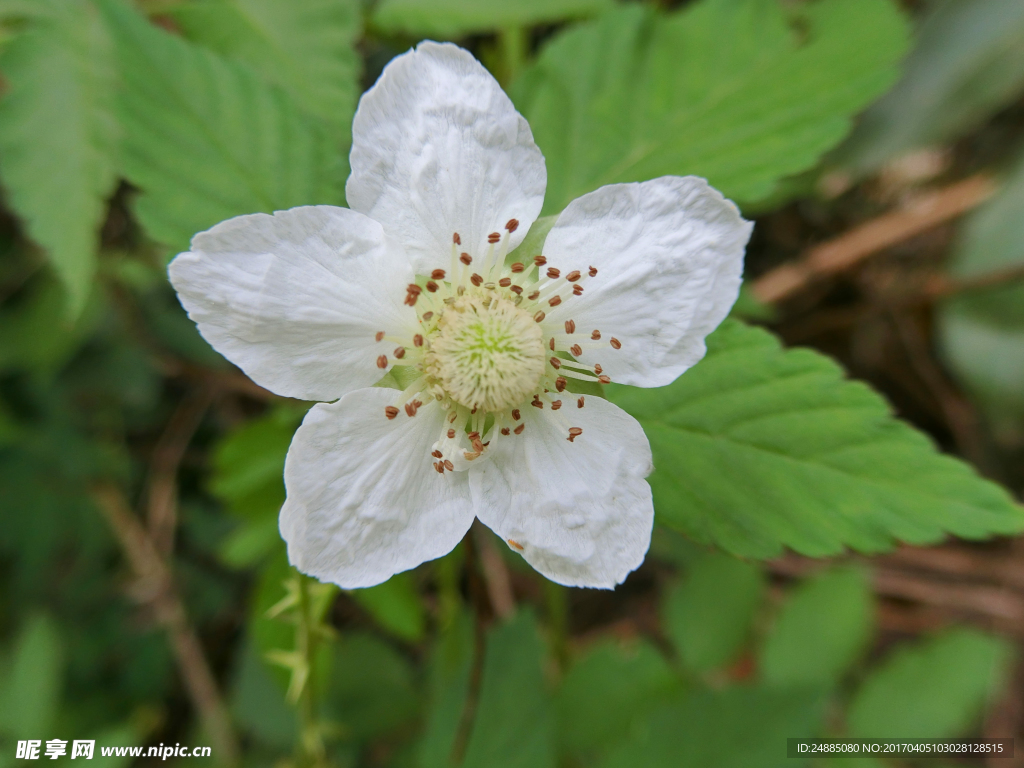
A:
[169,206,419,402]
[470,396,654,589]
[347,41,546,274]
[280,388,475,588]
[543,176,752,387]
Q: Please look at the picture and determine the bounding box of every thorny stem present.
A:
[296,574,329,768]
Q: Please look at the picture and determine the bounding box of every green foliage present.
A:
[608,320,1024,559]
[418,609,475,768]
[97,0,344,252]
[0,0,118,315]
[662,550,763,673]
[372,0,612,37]
[348,572,426,643]
[761,566,873,687]
[847,628,1012,738]
[0,614,62,738]
[513,0,910,213]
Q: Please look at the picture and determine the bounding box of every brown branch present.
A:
[752,175,996,304]
[92,484,240,765]
[475,529,516,620]
[923,263,1024,301]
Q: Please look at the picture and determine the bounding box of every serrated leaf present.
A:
[372,0,611,37]
[761,566,873,687]
[0,0,118,315]
[663,551,764,673]
[607,320,1024,559]
[169,0,360,133]
[512,0,910,213]
[847,628,1012,738]
[96,0,344,252]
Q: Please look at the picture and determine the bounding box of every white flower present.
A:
[168,42,752,590]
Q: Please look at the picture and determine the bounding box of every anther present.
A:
[570,344,582,356]
[453,233,461,245]
[533,255,547,266]
[467,431,480,440]
[511,262,525,273]
[443,460,454,471]
[591,330,601,340]
[507,539,524,551]
[577,396,585,408]
[394,347,406,359]
[549,357,561,369]
[610,337,621,349]
[500,427,510,436]
[434,461,444,474]
[514,423,525,435]
[431,450,443,458]
[377,355,387,369]
[488,232,501,244]
[407,284,421,295]
[551,400,562,410]
[573,284,584,295]
[549,338,555,351]
[567,427,583,442]
[531,396,543,408]
[594,364,603,374]
[598,375,611,384]
[499,277,512,287]
[512,409,521,420]
[566,270,581,282]
[447,429,456,439]
[460,253,472,265]
[431,269,446,280]
[470,273,483,286]
[422,311,434,321]
[464,451,481,461]
[555,377,567,392]
[426,281,439,292]
[385,406,399,419]
[505,218,519,232]
[413,334,424,347]
[472,437,484,452]
[375,331,385,342]
[405,400,422,417]
[510,285,523,295]
[448,411,458,423]
[546,267,560,279]
[528,290,540,300]
[565,319,576,334]
[589,266,598,277]
[548,296,562,307]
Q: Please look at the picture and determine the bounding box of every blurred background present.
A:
[1,0,1024,766]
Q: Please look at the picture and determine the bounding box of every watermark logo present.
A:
[15,741,210,760]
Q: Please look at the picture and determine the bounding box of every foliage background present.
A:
[1,0,1024,766]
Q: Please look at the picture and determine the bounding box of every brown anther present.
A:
[407,283,422,295]
[533,255,547,266]
[594,364,603,374]
[447,429,456,439]
[413,334,424,347]
[565,319,576,334]
[573,284,584,295]
[528,291,540,300]
[598,375,611,384]
[507,539,524,551]
[431,269,446,280]
[514,423,525,435]
[497,277,511,288]
[443,460,454,471]
[404,294,417,306]
[453,233,461,245]
[551,400,562,410]
[467,431,480,440]
[577,396,585,408]
[470,273,483,286]
[448,411,458,423]
[500,427,510,436]
[549,357,561,369]
[375,331,385,342]
[555,377,567,392]
[505,218,519,232]
[376,355,388,369]
[610,337,621,349]
[510,285,524,295]
[426,280,439,292]
[548,295,562,307]
[464,451,481,461]
[566,270,581,282]
[394,347,406,359]
[472,439,484,453]
[460,253,472,265]
[549,337,555,351]
[567,427,583,442]
[404,400,422,417]
[488,232,501,244]
[531,396,543,409]
[422,311,434,321]
[470,407,477,414]
[431,450,443,459]
[434,461,444,474]
[588,266,598,277]
[511,262,525,273]
[512,409,521,420]
[591,330,602,340]
[570,344,582,356]
[546,267,560,279]
[385,406,399,420]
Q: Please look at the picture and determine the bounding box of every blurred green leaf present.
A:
[0,614,62,736]
[219,515,281,568]
[761,566,873,687]
[847,628,1012,738]
[0,0,118,315]
[556,639,681,757]
[96,0,344,252]
[663,551,763,673]
[601,687,824,768]
[462,611,555,768]
[348,572,426,643]
[513,0,909,213]
[608,320,1024,559]
[372,0,611,38]
[838,0,1024,174]
[170,0,360,134]
[419,609,474,768]
[229,635,296,749]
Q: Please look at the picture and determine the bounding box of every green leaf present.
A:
[663,551,763,673]
[229,635,296,749]
[847,628,1012,739]
[761,566,873,687]
[0,614,62,736]
[462,611,555,768]
[96,0,344,252]
[348,572,426,643]
[372,0,612,38]
[0,0,118,315]
[512,0,910,213]
[556,639,681,757]
[607,320,1024,559]
[169,0,360,133]
[418,609,475,768]
[601,687,824,768]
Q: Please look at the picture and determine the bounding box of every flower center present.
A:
[425,295,545,412]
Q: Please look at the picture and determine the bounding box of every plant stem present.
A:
[497,26,526,85]
[296,574,328,768]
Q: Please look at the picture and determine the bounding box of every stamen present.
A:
[404,400,422,417]
[511,262,525,273]
[510,285,523,295]
[423,311,434,321]
[448,411,458,423]
[376,355,387,369]
[591,330,601,340]
[394,347,406,359]
[598,375,611,384]
[577,396,585,408]
[548,296,562,307]
[385,406,399,419]
[528,290,540,300]
[507,539,524,551]
[431,450,443,458]
[431,269,446,280]
[549,357,561,369]
[555,377,567,392]
[447,428,456,439]
[443,460,454,471]
[610,337,622,349]
[500,427,510,436]
[533,256,547,267]
[512,409,521,420]
[514,423,525,435]
[488,232,501,244]
[566,271,581,282]
[546,267,560,279]
[549,338,555,351]
[588,266,598,277]
[453,233,461,245]
[594,364,603,374]
[531,395,543,408]
[565,320,575,334]
[434,462,444,474]
[505,218,519,232]
[470,273,483,286]
[413,334,424,347]
[375,331,385,342]
[570,344,582,356]
[426,281,439,292]
[551,400,562,410]
[567,427,583,442]
[573,285,584,296]
[460,253,472,265]
[499,277,512,287]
